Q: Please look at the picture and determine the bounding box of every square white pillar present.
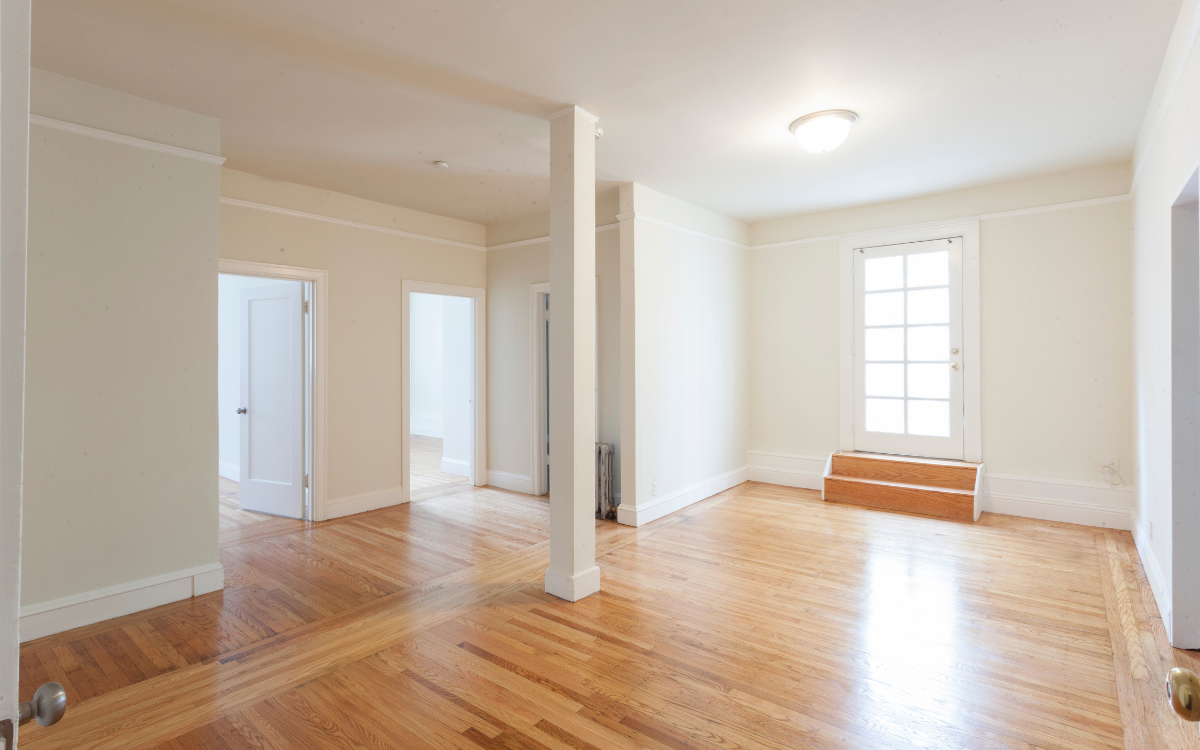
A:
[545,105,600,602]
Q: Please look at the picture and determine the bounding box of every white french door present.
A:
[853,237,964,460]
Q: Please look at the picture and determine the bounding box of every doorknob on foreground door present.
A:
[18,682,66,727]
[237,407,247,414]
[1167,667,1200,734]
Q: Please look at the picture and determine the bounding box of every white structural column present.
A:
[545,105,600,602]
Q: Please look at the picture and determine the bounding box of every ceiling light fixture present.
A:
[433,160,449,169]
[789,110,858,153]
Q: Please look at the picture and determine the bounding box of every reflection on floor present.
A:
[410,434,469,491]
[217,476,307,549]
[16,481,1198,749]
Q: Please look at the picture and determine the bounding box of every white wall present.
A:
[217,274,298,481]
[22,70,222,636]
[441,295,473,476]
[748,164,1134,528]
[409,292,445,438]
[221,168,487,517]
[484,190,622,496]
[1130,0,1200,645]
[618,183,750,526]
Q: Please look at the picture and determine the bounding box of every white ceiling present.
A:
[32,0,1180,225]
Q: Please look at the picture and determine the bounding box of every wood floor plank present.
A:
[16,480,1195,749]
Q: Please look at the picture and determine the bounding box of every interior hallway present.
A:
[15,482,1196,749]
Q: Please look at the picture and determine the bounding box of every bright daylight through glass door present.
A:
[854,237,964,460]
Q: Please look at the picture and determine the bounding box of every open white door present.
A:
[239,284,305,519]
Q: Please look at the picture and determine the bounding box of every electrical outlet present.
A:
[652,481,659,497]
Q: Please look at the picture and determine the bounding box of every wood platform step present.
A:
[823,452,984,521]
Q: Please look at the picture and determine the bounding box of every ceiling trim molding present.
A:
[750,193,1132,250]
[485,221,620,251]
[1133,1,1200,188]
[30,114,227,165]
[220,197,487,250]
[617,212,749,249]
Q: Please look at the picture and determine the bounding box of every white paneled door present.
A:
[239,284,306,518]
[854,237,964,460]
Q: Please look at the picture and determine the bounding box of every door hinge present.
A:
[303,301,310,314]
[303,474,309,488]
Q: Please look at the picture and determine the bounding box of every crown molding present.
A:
[30,114,226,165]
[485,221,620,251]
[750,193,1132,250]
[219,197,487,250]
[617,212,749,249]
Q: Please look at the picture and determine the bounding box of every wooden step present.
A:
[831,451,978,491]
[823,452,983,521]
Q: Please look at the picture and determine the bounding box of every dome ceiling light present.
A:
[789,110,859,153]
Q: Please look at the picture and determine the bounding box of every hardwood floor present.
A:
[411,434,470,492]
[17,480,1200,748]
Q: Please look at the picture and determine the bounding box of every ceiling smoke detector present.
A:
[432,160,449,169]
[788,110,859,153]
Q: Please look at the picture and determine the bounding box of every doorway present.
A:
[218,273,312,520]
[408,291,473,493]
[853,237,964,459]
[402,281,487,500]
[839,222,982,462]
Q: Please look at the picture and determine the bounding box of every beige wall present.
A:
[484,213,622,492]
[23,70,221,607]
[1130,0,1200,643]
[749,164,1133,488]
[619,184,750,525]
[220,169,486,507]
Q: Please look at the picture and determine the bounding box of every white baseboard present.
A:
[746,451,826,490]
[411,418,443,438]
[545,565,600,602]
[326,485,406,519]
[20,562,225,643]
[617,466,748,527]
[487,470,534,494]
[1133,519,1172,641]
[218,461,240,482]
[981,474,1134,530]
[440,457,471,477]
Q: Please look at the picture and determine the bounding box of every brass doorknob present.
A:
[1167,667,1200,722]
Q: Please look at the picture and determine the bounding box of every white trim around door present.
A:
[402,281,488,498]
[839,220,981,462]
[219,259,330,520]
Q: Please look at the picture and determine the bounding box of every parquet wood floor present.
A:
[17,481,1200,749]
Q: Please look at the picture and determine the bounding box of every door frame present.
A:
[838,220,982,462]
[402,280,487,495]
[219,259,329,520]
[530,282,550,496]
